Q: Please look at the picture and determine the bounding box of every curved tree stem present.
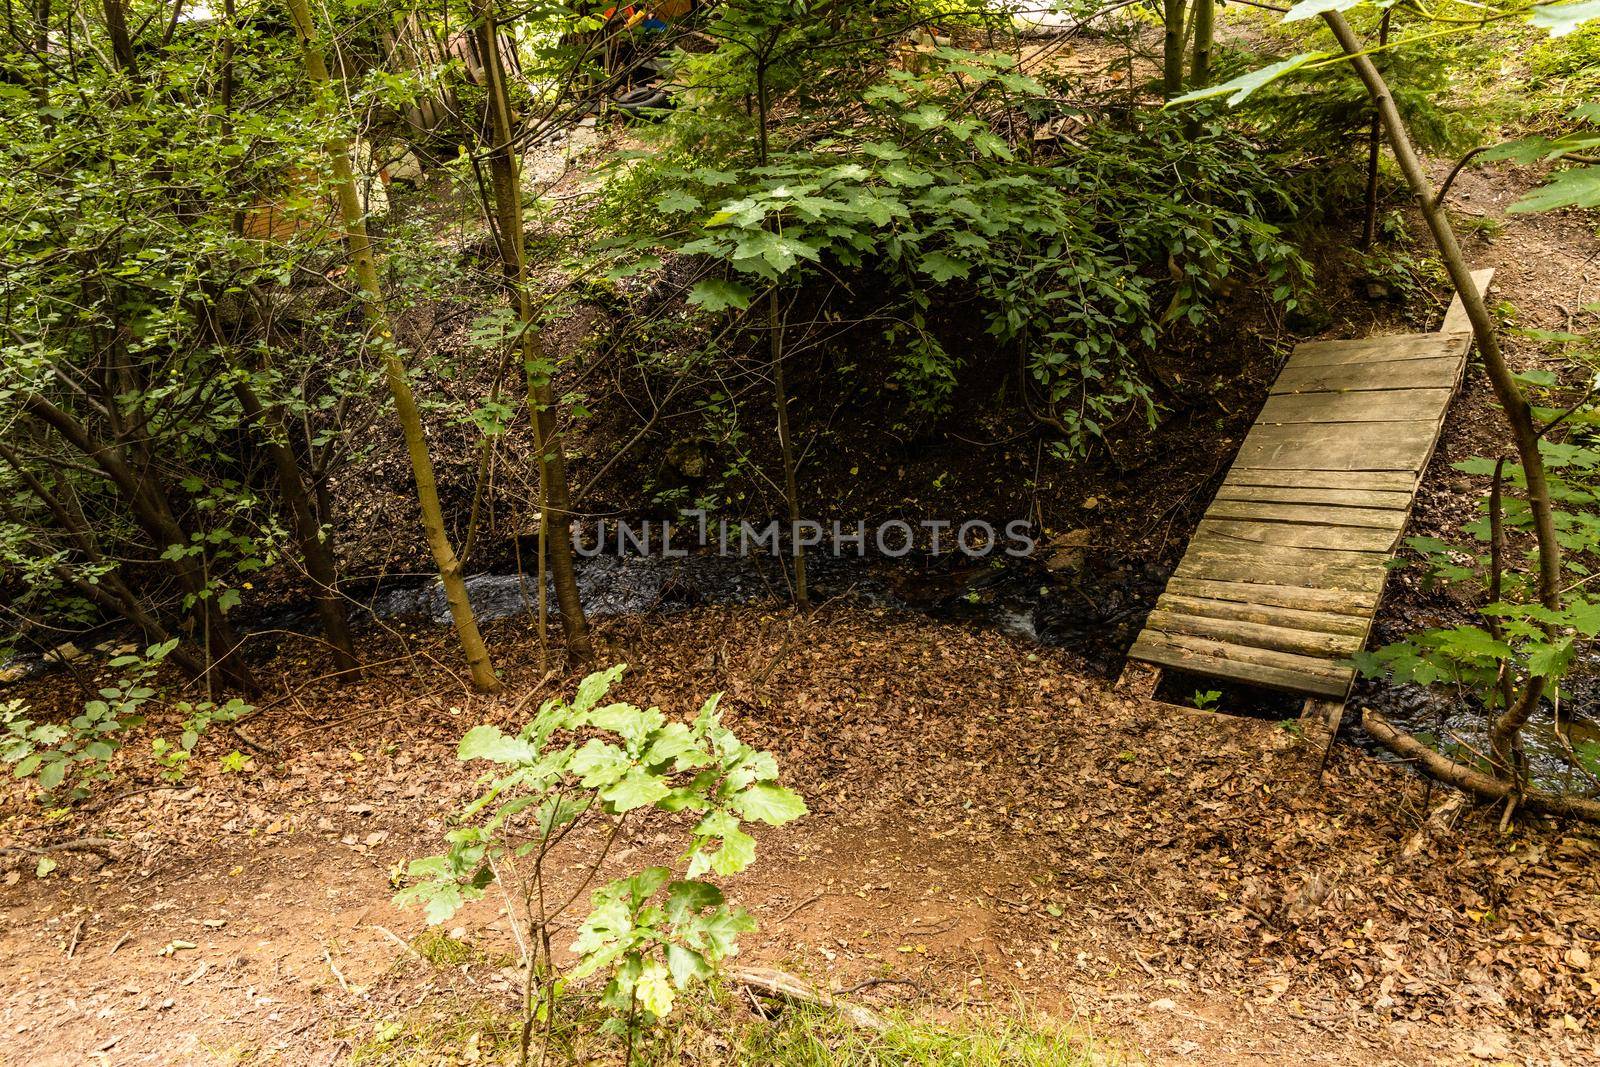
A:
[1321,11,1562,781]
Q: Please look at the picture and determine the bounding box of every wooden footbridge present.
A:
[1126,270,1493,714]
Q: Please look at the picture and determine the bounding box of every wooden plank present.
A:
[1212,483,1415,510]
[1156,592,1370,635]
[1287,333,1463,367]
[1145,608,1365,658]
[1195,519,1402,553]
[1130,632,1353,698]
[1206,499,1407,530]
[1257,389,1454,426]
[1224,468,1418,492]
[1271,356,1463,395]
[1176,551,1389,593]
[1163,576,1379,615]
[1233,421,1440,472]
[1440,267,1495,334]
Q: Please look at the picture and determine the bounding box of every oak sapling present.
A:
[395,665,806,1065]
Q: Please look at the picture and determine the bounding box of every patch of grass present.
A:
[736,1005,1107,1067]
[349,1000,518,1066]
[410,929,474,967]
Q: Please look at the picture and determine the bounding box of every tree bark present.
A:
[1188,0,1213,89]
[100,0,139,78]
[286,0,502,692]
[1162,0,1187,98]
[753,53,808,607]
[473,0,594,661]
[1322,11,1562,780]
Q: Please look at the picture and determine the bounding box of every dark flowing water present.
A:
[7,545,1594,790]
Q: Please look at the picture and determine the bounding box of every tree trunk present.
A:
[100,0,139,78]
[472,0,594,662]
[1162,0,1187,98]
[232,378,360,675]
[1188,0,1213,89]
[286,0,502,692]
[1322,12,1562,781]
[753,53,808,607]
[1363,711,1600,822]
[768,289,807,606]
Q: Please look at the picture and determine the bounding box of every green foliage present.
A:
[1192,689,1222,711]
[0,640,254,796]
[396,666,805,1050]
[602,45,1308,452]
[2,642,169,797]
[1357,325,1600,771]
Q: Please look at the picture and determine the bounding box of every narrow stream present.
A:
[7,543,1594,791]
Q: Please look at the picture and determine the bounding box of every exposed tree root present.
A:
[1362,710,1600,824]
[729,966,889,1031]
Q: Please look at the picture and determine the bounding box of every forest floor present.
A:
[2,605,1599,1067]
[4,29,1600,1067]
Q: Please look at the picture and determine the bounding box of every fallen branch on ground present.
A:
[1362,710,1600,823]
[0,836,122,871]
[729,966,889,1031]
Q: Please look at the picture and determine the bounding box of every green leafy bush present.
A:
[1,640,255,797]
[600,46,1308,454]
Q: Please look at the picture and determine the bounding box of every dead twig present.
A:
[772,892,824,924]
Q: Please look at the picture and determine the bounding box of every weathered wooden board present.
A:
[1288,333,1466,367]
[1233,421,1440,472]
[1206,500,1408,529]
[1195,519,1403,553]
[1174,548,1389,592]
[1130,631,1354,698]
[1213,483,1416,510]
[1127,272,1493,700]
[1223,468,1420,493]
[1271,356,1462,395]
[1161,576,1379,615]
[1155,593,1370,635]
[1145,609,1365,658]
[1257,389,1454,426]
[1441,269,1497,334]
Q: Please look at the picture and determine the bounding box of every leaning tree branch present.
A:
[1321,11,1563,780]
[1362,711,1600,822]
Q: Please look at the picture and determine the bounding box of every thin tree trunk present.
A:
[233,378,360,674]
[286,0,502,692]
[1322,11,1562,781]
[1363,711,1600,822]
[1188,0,1213,89]
[1360,9,1392,248]
[768,289,807,605]
[472,0,594,661]
[100,0,138,78]
[1162,0,1187,98]
[753,52,807,607]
